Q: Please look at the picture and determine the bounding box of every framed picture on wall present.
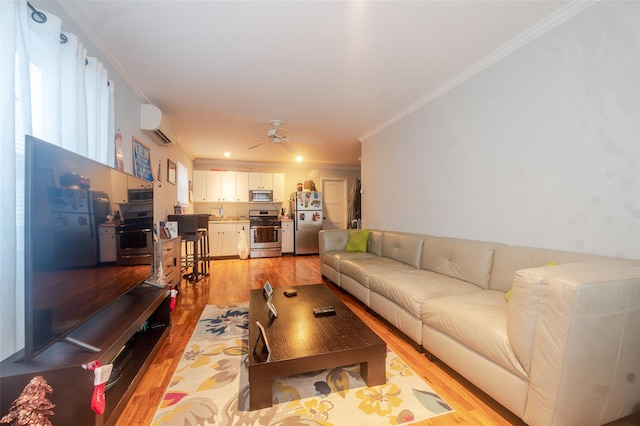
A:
[167,159,176,184]
[132,137,154,182]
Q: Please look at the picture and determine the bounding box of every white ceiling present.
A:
[56,0,570,167]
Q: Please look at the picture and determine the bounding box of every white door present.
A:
[321,178,347,230]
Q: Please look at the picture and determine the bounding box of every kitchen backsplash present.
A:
[194,202,287,219]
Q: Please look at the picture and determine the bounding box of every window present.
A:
[177,161,189,206]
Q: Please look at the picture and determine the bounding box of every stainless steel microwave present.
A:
[250,189,273,202]
[128,188,153,203]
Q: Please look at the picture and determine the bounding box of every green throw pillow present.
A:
[345,230,371,253]
[505,260,558,301]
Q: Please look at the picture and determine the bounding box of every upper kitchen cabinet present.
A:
[194,171,284,203]
[220,171,237,202]
[193,171,237,202]
[192,170,209,202]
[272,173,285,202]
[128,175,153,189]
[248,172,272,190]
[206,171,222,201]
[110,170,128,204]
[236,172,249,202]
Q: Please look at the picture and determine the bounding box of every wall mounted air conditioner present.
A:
[139,103,177,146]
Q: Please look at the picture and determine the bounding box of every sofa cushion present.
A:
[340,257,407,289]
[367,231,384,256]
[380,232,424,268]
[421,237,499,289]
[489,245,612,292]
[345,229,371,252]
[322,250,377,272]
[421,290,528,379]
[369,269,481,318]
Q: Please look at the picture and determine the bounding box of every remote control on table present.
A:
[284,289,298,297]
[313,306,336,317]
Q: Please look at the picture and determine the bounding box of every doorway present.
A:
[321,178,347,230]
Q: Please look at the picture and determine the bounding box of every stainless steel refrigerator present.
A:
[290,191,323,254]
[47,187,99,267]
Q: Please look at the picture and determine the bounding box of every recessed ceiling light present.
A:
[295,155,303,162]
[224,152,231,157]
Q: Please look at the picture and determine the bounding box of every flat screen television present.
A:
[23,136,154,361]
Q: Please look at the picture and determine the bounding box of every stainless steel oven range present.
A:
[249,209,282,258]
[116,203,154,265]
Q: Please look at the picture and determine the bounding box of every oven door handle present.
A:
[117,228,153,234]
[252,226,281,230]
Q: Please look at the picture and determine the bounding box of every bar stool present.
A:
[168,214,205,283]
[197,214,210,275]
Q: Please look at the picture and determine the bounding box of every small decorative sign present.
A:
[263,281,273,300]
[254,321,271,362]
[132,137,154,182]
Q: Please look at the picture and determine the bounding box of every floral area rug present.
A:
[152,303,453,425]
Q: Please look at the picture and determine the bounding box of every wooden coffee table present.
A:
[248,283,386,410]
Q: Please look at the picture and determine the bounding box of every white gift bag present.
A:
[238,230,250,260]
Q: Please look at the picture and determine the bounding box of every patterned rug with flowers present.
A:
[152,303,453,425]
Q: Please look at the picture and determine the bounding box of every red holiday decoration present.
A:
[83,360,112,415]
[0,376,55,426]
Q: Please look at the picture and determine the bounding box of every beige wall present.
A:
[362,1,639,259]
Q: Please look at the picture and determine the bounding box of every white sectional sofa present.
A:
[319,229,640,426]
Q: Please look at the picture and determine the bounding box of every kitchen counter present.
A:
[209,219,249,224]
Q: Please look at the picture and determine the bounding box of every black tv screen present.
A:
[24,136,154,361]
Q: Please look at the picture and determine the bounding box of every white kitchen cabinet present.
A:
[193,170,208,202]
[248,172,273,190]
[235,172,249,202]
[281,220,294,254]
[194,171,237,202]
[193,171,222,202]
[110,170,128,204]
[272,173,285,202]
[195,171,285,202]
[209,223,238,256]
[98,225,117,262]
[128,175,153,189]
[206,171,222,201]
[220,171,236,201]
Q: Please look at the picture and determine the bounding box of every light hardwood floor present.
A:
[116,255,640,426]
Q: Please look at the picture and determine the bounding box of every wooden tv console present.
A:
[0,284,170,426]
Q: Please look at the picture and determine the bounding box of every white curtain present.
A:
[1,0,114,361]
[1,0,29,363]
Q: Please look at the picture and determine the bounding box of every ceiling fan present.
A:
[245,120,317,152]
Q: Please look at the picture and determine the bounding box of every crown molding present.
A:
[359,0,599,142]
[194,158,360,172]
